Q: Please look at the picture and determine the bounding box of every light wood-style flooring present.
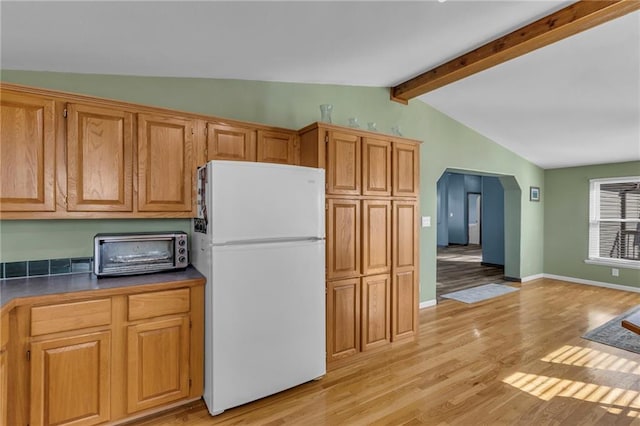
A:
[133,279,640,425]
[437,244,505,299]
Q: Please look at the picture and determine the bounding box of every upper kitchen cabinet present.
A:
[298,123,420,198]
[392,142,419,197]
[327,131,361,195]
[66,103,134,211]
[0,91,57,212]
[256,130,297,165]
[138,113,194,213]
[206,123,256,162]
[362,137,391,197]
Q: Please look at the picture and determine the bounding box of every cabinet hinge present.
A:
[189,378,192,388]
[189,320,192,329]
[63,108,68,118]
[191,128,195,135]
[204,127,208,136]
[324,134,329,143]
[26,350,30,361]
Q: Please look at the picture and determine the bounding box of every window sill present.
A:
[584,258,640,270]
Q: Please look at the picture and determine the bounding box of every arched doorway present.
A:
[436,169,521,299]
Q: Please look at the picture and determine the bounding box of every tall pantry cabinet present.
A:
[299,123,420,365]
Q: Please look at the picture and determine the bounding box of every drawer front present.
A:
[31,299,112,336]
[128,288,190,321]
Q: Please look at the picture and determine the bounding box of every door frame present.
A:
[466,192,481,245]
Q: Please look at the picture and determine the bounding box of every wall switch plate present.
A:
[421,216,431,227]
[612,268,619,277]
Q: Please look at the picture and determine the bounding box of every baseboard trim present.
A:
[419,299,437,309]
[504,276,522,283]
[543,273,640,293]
[521,273,545,283]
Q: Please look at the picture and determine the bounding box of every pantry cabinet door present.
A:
[327,278,361,361]
[327,131,361,195]
[67,103,133,211]
[361,274,391,351]
[327,199,361,280]
[362,200,391,275]
[138,113,194,212]
[0,92,56,211]
[392,142,419,197]
[362,137,391,196]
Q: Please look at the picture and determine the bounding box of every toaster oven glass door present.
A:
[99,239,175,274]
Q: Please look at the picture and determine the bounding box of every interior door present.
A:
[468,193,481,245]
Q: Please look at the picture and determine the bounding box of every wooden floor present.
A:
[437,244,505,299]
[133,279,640,425]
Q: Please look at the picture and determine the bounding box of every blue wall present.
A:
[481,177,505,266]
[437,173,505,266]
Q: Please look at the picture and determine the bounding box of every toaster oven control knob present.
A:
[179,247,186,255]
[178,239,186,246]
[179,256,186,263]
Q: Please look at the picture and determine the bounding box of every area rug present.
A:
[441,283,519,304]
[582,305,640,354]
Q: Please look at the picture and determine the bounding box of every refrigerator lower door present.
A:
[203,239,326,415]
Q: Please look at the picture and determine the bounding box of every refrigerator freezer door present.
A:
[204,239,326,415]
[206,161,325,244]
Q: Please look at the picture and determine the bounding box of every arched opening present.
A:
[436,169,521,299]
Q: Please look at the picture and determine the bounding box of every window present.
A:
[588,176,640,269]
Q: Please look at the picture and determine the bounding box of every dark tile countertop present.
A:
[0,266,205,309]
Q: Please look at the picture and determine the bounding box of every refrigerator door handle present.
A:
[212,237,324,246]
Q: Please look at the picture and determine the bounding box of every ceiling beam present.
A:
[390,0,640,103]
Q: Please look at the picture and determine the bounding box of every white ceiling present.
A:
[2,1,638,169]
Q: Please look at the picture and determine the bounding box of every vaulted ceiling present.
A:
[2,1,638,169]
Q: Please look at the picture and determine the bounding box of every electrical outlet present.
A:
[612,268,619,277]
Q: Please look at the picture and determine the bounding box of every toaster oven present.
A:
[94,232,189,276]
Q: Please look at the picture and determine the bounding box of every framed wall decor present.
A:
[530,186,540,202]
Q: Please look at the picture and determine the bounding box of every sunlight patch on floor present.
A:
[503,372,640,417]
[541,345,640,374]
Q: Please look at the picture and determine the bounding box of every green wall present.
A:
[0,70,546,301]
[544,161,640,288]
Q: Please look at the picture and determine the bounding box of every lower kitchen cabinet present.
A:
[127,316,190,413]
[326,278,360,362]
[5,280,204,426]
[392,270,418,341]
[30,332,111,426]
[361,274,391,351]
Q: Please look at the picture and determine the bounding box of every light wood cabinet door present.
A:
[257,130,296,164]
[392,142,419,197]
[362,138,391,196]
[361,274,391,351]
[392,200,418,342]
[327,199,361,280]
[327,278,360,362]
[0,92,56,211]
[30,331,111,426]
[362,200,391,275]
[127,316,190,413]
[327,131,361,195]
[138,113,194,212]
[207,123,256,162]
[67,103,134,211]
[391,270,418,341]
[393,201,418,271]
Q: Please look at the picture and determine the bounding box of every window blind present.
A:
[589,177,640,264]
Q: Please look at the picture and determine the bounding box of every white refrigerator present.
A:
[190,160,326,416]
